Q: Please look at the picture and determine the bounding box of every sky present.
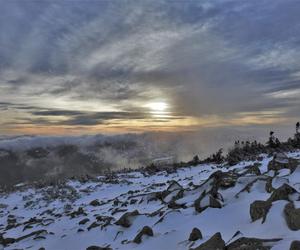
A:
[1,0,300,135]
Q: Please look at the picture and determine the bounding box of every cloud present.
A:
[1,0,300,133]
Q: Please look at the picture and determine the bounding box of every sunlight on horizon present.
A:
[145,102,169,112]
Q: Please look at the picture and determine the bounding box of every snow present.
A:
[1,151,300,250]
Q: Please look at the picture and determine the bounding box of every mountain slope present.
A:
[1,151,300,250]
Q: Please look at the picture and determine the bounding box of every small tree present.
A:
[295,122,300,145]
[192,155,200,165]
[268,131,276,148]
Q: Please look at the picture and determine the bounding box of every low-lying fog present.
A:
[0,125,294,186]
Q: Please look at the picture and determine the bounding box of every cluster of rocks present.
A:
[188,231,300,250]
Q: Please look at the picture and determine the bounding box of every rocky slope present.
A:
[1,151,300,250]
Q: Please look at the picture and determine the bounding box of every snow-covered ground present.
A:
[1,151,300,250]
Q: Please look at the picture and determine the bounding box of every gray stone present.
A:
[115,210,139,228]
[290,241,300,250]
[192,232,225,250]
[133,226,154,244]
[226,237,282,250]
[250,200,272,223]
[86,246,112,250]
[89,199,101,206]
[284,203,300,230]
[188,228,203,241]
[209,196,222,208]
[79,218,90,225]
[268,154,299,172]
[268,184,297,202]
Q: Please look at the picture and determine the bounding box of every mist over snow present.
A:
[0,125,295,186]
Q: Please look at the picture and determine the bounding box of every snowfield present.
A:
[1,151,300,250]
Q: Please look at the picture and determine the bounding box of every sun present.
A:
[146,102,168,112]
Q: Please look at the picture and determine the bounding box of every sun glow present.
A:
[146,102,168,112]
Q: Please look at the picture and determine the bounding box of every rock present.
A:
[113,199,120,206]
[111,208,127,215]
[250,200,272,223]
[87,221,100,231]
[268,184,297,202]
[130,199,138,205]
[7,216,16,224]
[86,246,112,250]
[0,203,8,209]
[195,192,223,213]
[133,226,154,244]
[226,237,282,250]
[115,210,139,228]
[16,229,48,242]
[284,203,300,230]
[245,164,261,176]
[188,227,203,241]
[167,181,183,192]
[210,171,237,189]
[34,235,46,240]
[268,153,298,172]
[168,200,186,209]
[89,199,101,206]
[209,196,222,208]
[192,232,225,250]
[0,236,16,246]
[274,152,289,163]
[290,241,300,250]
[194,192,207,213]
[265,177,274,193]
[69,207,86,218]
[79,218,90,225]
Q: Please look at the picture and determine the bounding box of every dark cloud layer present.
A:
[0,0,300,133]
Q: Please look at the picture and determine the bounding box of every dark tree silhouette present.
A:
[296,122,300,134]
[268,131,277,148]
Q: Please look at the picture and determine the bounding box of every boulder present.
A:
[268,153,298,172]
[133,226,154,244]
[87,222,100,231]
[274,152,289,163]
[250,200,272,223]
[226,237,282,250]
[115,210,139,228]
[0,235,16,246]
[209,196,222,208]
[188,228,203,241]
[290,241,300,250]
[89,200,101,207]
[244,164,261,176]
[268,184,297,202]
[70,207,86,218]
[168,200,186,209]
[192,232,225,250]
[86,246,112,250]
[167,181,183,192]
[195,192,223,213]
[16,230,48,242]
[210,171,238,189]
[79,218,90,225]
[284,203,300,230]
[265,177,274,193]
